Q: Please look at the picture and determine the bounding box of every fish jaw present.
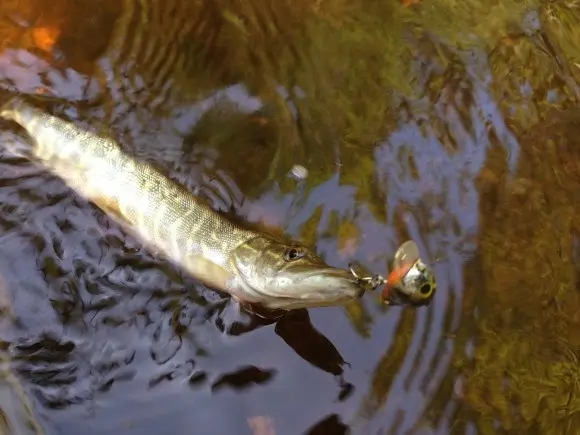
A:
[269,267,364,310]
[230,236,364,311]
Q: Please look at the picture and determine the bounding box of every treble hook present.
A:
[348,262,386,291]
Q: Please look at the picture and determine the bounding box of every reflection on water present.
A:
[0,0,579,434]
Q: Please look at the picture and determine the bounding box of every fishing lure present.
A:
[349,240,436,306]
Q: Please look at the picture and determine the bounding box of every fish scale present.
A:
[0,97,369,311]
[1,98,250,287]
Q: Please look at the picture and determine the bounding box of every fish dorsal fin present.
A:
[90,195,126,223]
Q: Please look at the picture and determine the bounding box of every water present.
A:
[1,1,580,434]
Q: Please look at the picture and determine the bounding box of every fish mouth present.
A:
[303,267,356,280]
[235,264,366,310]
[256,267,364,302]
[290,267,364,299]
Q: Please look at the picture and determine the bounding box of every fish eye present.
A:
[284,247,304,262]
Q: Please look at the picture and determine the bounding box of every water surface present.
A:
[1,1,580,434]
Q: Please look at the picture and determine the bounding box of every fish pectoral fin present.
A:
[182,256,263,305]
[184,255,237,293]
[90,195,130,225]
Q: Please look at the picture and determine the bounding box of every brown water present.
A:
[0,0,580,434]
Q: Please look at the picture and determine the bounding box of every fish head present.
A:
[231,236,365,310]
[381,241,436,306]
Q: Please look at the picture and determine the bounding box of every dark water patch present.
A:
[211,365,277,393]
[305,413,350,435]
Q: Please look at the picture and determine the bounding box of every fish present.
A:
[381,240,437,306]
[0,96,370,312]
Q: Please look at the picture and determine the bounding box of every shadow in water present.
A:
[305,413,350,435]
[208,301,353,398]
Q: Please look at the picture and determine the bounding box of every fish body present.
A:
[0,97,365,311]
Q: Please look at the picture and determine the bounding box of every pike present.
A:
[0,97,378,312]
